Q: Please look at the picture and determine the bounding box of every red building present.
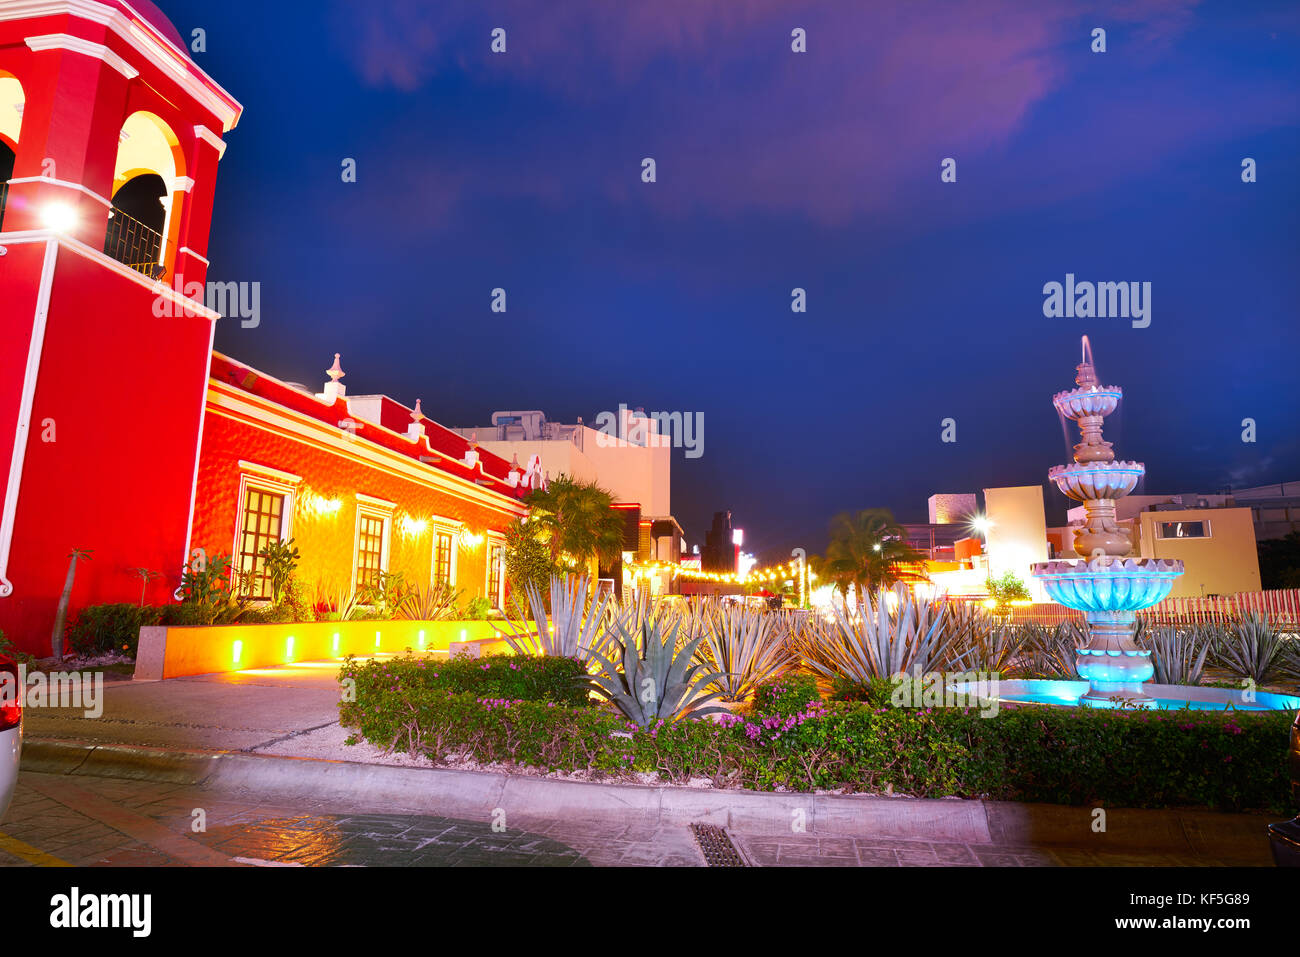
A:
[0,1,534,654]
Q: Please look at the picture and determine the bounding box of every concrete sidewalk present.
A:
[25,660,347,751]
[17,657,1282,866]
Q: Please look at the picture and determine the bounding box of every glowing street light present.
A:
[41,203,78,233]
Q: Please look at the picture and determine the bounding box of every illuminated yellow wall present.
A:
[135,618,507,680]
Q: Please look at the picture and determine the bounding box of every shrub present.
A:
[751,674,821,715]
[66,603,161,655]
[828,675,896,706]
[461,596,493,620]
[341,652,592,708]
[341,674,1295,812]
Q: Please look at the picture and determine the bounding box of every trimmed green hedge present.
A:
[340,657,1294,812]
[343,653,591,708]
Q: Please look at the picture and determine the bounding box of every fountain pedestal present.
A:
[1030,339,1183,708]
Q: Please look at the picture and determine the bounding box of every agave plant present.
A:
[1211,613,1286,684]
[945,602,1022,674]
[583,610,728,726]
[1014,621,1085,679]
[1140,625,1210,686]
[498,574,611,658]
[797,583,956,684]
[397,581,461,621]
[698,601,794,702]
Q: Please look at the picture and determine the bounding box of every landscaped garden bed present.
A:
[339,651,1294,813]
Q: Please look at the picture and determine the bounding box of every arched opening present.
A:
[105,173,167,273]
[105,111,184,278]
[0,71,22,231]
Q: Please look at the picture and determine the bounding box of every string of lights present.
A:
[624,558,817,586]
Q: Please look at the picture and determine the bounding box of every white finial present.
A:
[405,398,428,441]
[318,353,347,401]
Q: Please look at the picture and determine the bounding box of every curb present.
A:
[21,738,1277,858]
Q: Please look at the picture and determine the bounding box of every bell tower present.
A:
[0,1,242,651]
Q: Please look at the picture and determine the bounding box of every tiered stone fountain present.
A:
[945,336,1298,711]
[1030,337,1184,707]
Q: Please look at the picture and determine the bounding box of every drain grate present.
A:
[690,823,746,867]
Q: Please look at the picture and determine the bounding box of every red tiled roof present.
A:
[208,352,530,501]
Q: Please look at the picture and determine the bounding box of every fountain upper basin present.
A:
[1049,461,1145,501]
[1052,385,1122,419]
[1031,557,1184,612]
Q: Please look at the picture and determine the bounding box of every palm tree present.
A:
[814,508,922,610]
[524,475,626,579]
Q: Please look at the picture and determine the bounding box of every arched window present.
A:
[105,111,184,277]
[0,71,22,231]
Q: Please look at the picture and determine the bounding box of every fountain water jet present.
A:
[1030,337,1183,707]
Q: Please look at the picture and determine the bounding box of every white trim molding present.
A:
[194,125,227,159]
[352,500,393,598]
[238,460,302,485]
[355,492,397,511]
[0,1,243,131]
[24,33,139,79]
[0,240,58,599]
[429,516,460,589]
[485,531,507,609]
[5,177,113,209]
[230,468,298,597]
[0,231,222,321]
[205,384,528,519]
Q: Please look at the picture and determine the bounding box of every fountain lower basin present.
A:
[947,678,1300,712]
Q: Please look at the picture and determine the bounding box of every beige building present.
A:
[983,485,1051,600]
[1131,506,1261,597]
[452,409,682,596]
[453,410,670,516]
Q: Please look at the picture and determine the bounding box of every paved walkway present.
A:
[7,657,1281,868]
[24,660,347,750]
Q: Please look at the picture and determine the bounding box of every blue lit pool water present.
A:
[946,679,1300,712]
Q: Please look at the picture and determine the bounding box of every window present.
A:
[237,487,284,599]
[352,494,396,598]
[231,462,300,601]
[487,541,505,609]
[1157,520,1209,539]
[355,514,387,593]
[433,530,455,587]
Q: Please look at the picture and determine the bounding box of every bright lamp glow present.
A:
[971,515,994,535]
[41,203,78,233]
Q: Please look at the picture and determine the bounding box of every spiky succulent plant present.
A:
[583,610,728,726]
[498,574,610,658]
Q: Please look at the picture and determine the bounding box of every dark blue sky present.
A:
[166,0,1300,561]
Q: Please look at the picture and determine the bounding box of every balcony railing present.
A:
[103,206,166,279]
[0,180,8,232]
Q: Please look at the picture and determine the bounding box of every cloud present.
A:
[328,0,1264,226]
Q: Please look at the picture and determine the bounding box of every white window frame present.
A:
[485,531,507,609]
[352,493,396,597]
[1155,519,1212,540]
[231,462,301,601]
[429,517,460,589]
